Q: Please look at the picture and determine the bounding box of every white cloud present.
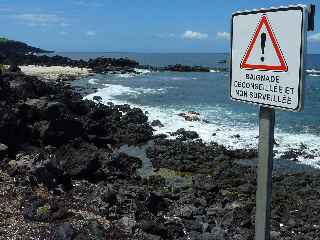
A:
[13,13,65,26]
[182,30,208,40]
[216,32,230,40]
[308,33,320,42]
[74,0,103,7]
[0,7,15,13]
[156,33,176,39]
[60,23,71,27]
[86,31,96,37]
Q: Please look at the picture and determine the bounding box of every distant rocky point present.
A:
[0,37,53,57]
[0,39,227,74]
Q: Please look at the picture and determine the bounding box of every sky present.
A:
[0,0,319,53]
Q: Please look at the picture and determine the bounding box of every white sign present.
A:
[230,6,308,111]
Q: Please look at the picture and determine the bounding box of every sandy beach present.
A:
[18,65,93,81]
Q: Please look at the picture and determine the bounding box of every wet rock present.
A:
[93,96,102,102]
[171,128,199,141]
[280,148,304,161]
[121,108,148,125]
[178,111,201,122]
[153,133,168,140]
[232,134,241,139]
[151,120,164,127]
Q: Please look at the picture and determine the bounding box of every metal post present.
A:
[255,106,275,240]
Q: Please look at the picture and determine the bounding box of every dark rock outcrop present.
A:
[170,128,200,141]
[162,64,210,72]
[151,120,164,127]
[147,138,256,173]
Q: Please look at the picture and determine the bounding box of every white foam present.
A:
[210,69,220,73]
[170,77,189,80]
[84,83,320,168]
[112,68,151,79]
[309,74,320,77]
[306,69,320,74]
[134,68,151,74]
[135,87,167,95]
[88,78,99,84]
[114,73,136,78]
[86,84,167,102]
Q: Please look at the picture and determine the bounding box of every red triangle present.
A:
[240,15,288,72]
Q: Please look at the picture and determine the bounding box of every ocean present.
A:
[62,52,320,168]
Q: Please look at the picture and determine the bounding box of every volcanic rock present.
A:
[151,120,164,127]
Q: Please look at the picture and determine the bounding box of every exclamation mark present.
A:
[260,33,266,62]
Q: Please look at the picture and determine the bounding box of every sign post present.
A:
[255,107,274,240]
[230,5,315,240]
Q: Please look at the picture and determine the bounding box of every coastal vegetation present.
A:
[0,37,9,42]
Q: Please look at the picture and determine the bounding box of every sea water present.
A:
[65,52,320,168]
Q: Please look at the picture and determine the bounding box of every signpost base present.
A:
[255,107,275,240]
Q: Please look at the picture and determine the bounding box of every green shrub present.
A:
[0,37,9,43]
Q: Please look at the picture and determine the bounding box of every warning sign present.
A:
[230,6,308,111]
[240,15,288,72]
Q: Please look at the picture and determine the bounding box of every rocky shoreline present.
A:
[0,59,320,240]
[1,48,227,75]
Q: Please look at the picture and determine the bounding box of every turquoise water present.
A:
[68,52,320,167]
